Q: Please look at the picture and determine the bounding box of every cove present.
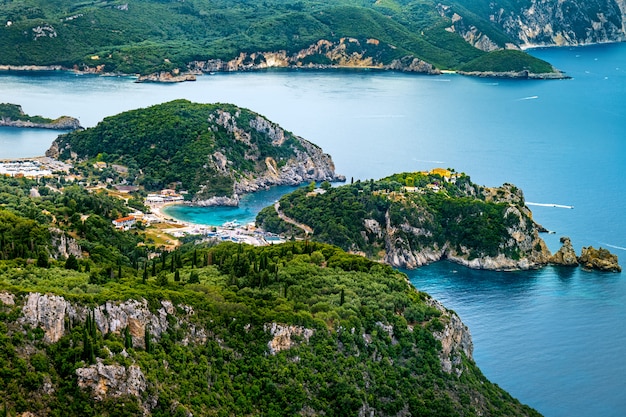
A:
[1,42,626,416]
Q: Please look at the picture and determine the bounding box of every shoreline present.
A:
[146,202,281,246]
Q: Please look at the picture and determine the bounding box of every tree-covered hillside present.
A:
[257,170,551,270]
[47,100,342,202]
[0,236,542,416]
[0,0,564,75]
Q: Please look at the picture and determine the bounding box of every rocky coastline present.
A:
[0,103,82,130]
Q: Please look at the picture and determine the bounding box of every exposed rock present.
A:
[578,246,621,272]
[549,236,579,266]
[20,293,70,343]
[76,360,146,401]
[264,322,314,355]
[135,71,197,83]
[0,292,15,306]
[190,38,440,75]
[427,298,473,376]
[19,294,202,347]
[49,227,83,260]
[193,195,240,207]
[457,70,569,79]
[490,0,626,48]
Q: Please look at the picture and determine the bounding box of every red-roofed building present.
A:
[112,216,136,230]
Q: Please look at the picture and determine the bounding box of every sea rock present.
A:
[549,236,579,266]
[578,246,621,272]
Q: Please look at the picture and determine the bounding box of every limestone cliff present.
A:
[427,298,473,376]
[190,38,440,75]
[488,0,626,47]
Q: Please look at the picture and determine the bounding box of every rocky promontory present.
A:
[47,100,343,206]
[258,170,553,271]
[0,103,82,130]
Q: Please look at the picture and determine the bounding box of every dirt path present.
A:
[274,202,313,235]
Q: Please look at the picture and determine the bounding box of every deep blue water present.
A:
[1,43,626,416]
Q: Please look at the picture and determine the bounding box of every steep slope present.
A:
[0,241,542,416]
[257,170,552,270]
[46,100,343,205]
[0,0,583,76]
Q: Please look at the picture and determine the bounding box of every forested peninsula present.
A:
[257,170,621,272]
[0,103,81,130]
[4,0,623,79]
[47,100,344,205]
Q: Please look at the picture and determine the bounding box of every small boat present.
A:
[222,220,239,229]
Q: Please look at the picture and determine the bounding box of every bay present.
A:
[1,43,625,416]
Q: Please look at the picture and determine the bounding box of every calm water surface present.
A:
[1,43,626,417]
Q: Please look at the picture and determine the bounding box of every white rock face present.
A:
[264,322,314,355]
[0,292,15,305]
[427,299,473,376]
[76,361,146,401]
[20,293,70,343]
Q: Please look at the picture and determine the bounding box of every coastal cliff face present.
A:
[190,38,440,75]
[488,0,626,47]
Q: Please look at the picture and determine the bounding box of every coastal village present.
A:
[0,157,285,250]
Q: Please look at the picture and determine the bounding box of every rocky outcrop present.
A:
[135,70,197,83]
[19,293,206,347]
[457,70,569,79]
[264,322,314,355]
[193,108,344,204]
[20,293,71,343]
[0,292,15,306]
[76,361,146,401]
[427,298,473,376]
[578,246,621,272]
[190,38,440,75]
[549,236,579,266]
[49,227,83,260]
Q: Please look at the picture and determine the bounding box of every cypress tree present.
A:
[144,327,151,353]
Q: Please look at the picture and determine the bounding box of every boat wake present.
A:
[526,202,574,209]
[601,243,626,251]
[517,95,539,101]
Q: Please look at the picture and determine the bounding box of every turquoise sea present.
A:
[1,43,626,416]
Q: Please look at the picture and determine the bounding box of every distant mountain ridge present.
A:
[1,0,623,78]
